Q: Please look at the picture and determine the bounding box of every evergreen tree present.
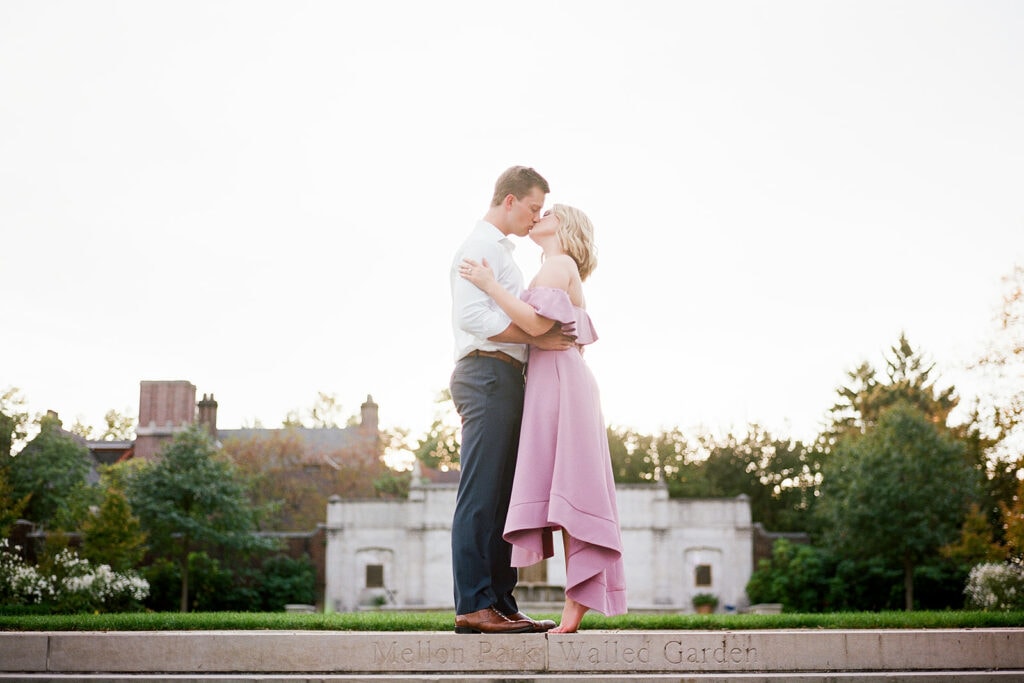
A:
[80,485,148,572]
[824,333,958,447]
[940,502,1004,566]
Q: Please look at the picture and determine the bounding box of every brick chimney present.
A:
[197,393,218,438]
[360,394,378,433]
[134,381,196,460]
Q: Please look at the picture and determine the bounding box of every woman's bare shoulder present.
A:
[531,256,574,289]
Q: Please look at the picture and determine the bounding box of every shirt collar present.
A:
[475,220,516,251]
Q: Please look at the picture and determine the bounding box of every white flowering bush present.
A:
[0,539,148,612]
[964,561,1024,611]
[0,544,55,605]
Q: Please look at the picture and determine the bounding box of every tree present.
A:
[650,427,691,483]
[821,334,1008,551]
[282,392,355,429]
[224,419,402,530]
[80,484,148,572]
[817,403,976,610]
[66,409,137,442]
[68,418,95,439]
[127,425,273,611]
[6,413,92,526]
[1000,475,1024,562]
[658,426,820,532]
[100,409,136,441]
[1,387,30,457]
[0,412,12,460]
[414,390,461,472]
[310,392,346,428]
[224,428,324,530]
[0,466,29,539]
[699,429,760,498]
[607,425,659,483]
[966,265,1024,533]
[824,333,958,448]
[374,427,413,497]
[940,502,1005,566]
[706,427,819,532]
[973,265,1024,445]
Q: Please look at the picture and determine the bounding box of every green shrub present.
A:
[141,558,180,612]
[746,539,832,612]
[258,554,315,610]
[187,552,259,612]
[142,552,315,612]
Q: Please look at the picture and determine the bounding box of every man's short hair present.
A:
[491,166,550,207]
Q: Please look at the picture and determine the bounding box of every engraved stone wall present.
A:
[4,630,1024,676]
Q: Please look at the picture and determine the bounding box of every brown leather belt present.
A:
[464,349,525,372]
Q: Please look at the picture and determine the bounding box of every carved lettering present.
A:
[559,640,584,662]
[373,640,465,665]
[556,639,651,665]
[477,641,543,667]
[663,640,758,666]
[376,636,760,670]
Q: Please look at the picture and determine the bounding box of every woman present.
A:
[458,203,627,633]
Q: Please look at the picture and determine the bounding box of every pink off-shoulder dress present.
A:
[503,287,627,616]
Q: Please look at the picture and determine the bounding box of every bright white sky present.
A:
[2,1,1022,451]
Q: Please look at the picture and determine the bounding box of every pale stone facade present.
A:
[324,480,754,613]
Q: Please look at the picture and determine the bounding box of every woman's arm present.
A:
[459,257,566,337]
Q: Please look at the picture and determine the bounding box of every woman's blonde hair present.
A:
[553,204,597,281]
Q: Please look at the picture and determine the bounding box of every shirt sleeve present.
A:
[451,238,513,340]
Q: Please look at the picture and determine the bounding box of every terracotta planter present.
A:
[695,604,714,614]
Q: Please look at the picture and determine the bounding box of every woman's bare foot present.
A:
[549,597,589,633]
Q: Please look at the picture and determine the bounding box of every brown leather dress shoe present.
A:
[454,606,534,634]
[509,610,557,632]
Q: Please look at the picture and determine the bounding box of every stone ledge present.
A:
[5,674,1024,683]
[1,629,1022,676]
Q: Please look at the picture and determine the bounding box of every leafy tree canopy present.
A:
[414,390,461,472]
[0,386,30,457]
[127,425,274,611]
[128,425,269,554]
[282,392,357,429]
[817,402,976,609]
[5,412,91,527]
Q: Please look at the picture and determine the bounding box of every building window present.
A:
[366,564,384,588]
[695,564,712,587]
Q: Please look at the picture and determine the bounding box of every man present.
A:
[449,166,573,634]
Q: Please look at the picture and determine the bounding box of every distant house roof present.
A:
[37,413,134,483]
[85,440,135,466]
[219,430,376,456]
[411,459,461,484]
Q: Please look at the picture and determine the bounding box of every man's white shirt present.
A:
[450,220,528,363]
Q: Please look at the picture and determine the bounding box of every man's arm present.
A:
[452,242,517,341]
[489,322,576,350]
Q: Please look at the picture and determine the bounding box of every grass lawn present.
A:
[2,610,1023,631]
